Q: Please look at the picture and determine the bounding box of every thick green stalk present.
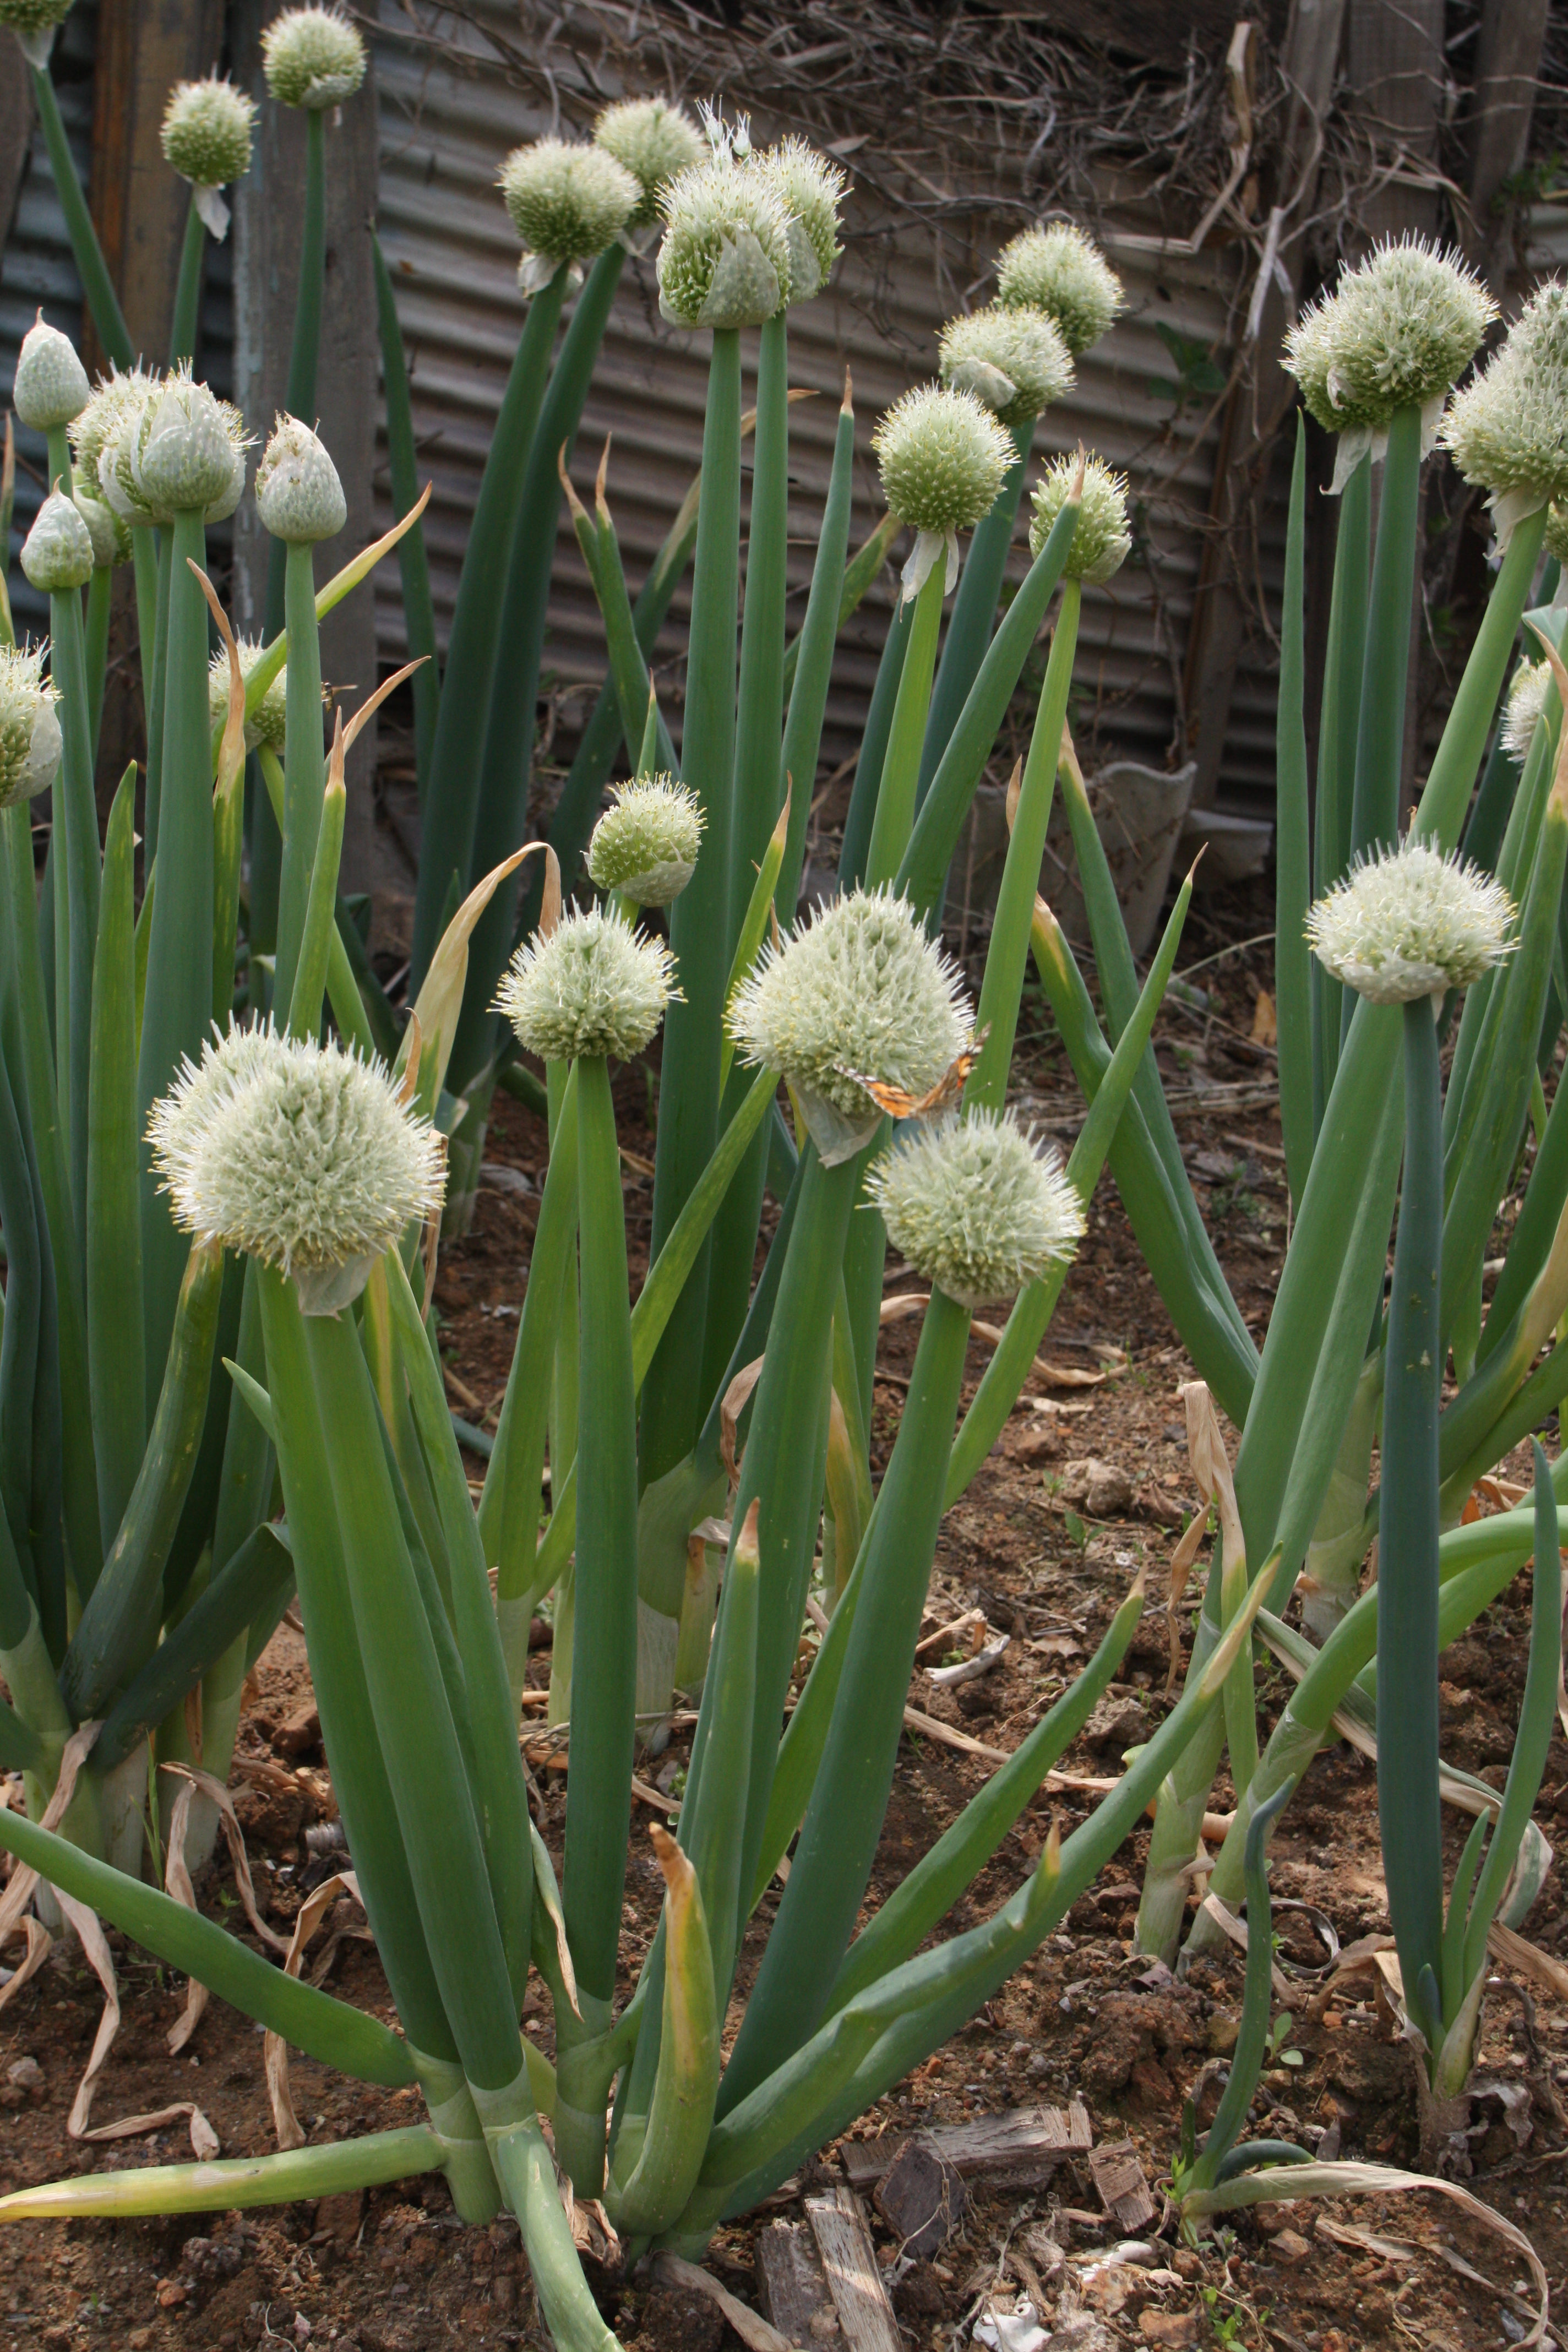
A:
[84,564,111,761]
[639,329,742,1488]
[372,234,440,798]
[0,1020,43,1631]
[46,580,99,1253]
[488,2116,624,2352]
[916,423,1033,808]
[286,769,346,1041]
[1413,505,1549,850]
[169,194,205,367]
[1190,1782,1295,2189]
[86,772,146,1543]
[838,599,911,890]
[1275,417,1313,1210]
[565,1055,640,2009]
[863,559,946,887]
[718,1289,971,2113]
[0,2128,445,2225]
[778,385,857,914]
[97,1522,291,1768]
[1379,995,1445,2052]
[26,62,134,367]
[410,266,569,989]
[129,530,157,744]
[274,540,328,1017]
[144,535,171,861]
[1346,403,1422,869]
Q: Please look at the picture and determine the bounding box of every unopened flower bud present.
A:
[13,315,89,432]
[586,775,704,907]
[21,488,94,592]
[656,149,793,329]
[72,488,126,568]
[255,415,346,545]
[1028,451,1132,585]
[939,303,1072,431]
[1440,280,1568,549]
[132,369,249,522]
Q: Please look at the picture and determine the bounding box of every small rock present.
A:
[275,1701,322,1757]
[8,2055,43,2090]
[1061,1458,1133,1517]
[479,1162,531,1197]
[128,2332,154,2351]
[1012,1423,1061,1464]
[1138,2316,1199,2347]
[1082,1694,1150,1755]
[1268,2228,1311,2265]
[157,2277,189,2307]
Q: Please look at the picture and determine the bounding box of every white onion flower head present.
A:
[586,775,704,907]
[1501,659,1553,764]
[499,139,639,297]
[868,1109,1085,1310]
[150,1025,444,1314]
[70,365,157,507]
[0,645,62,807]
[1305,837,1514,1004]
[261,6,367,110]
[873,383,1014,601]
[594,97,705,231]
[939,303,1072,432]
[162,76,255,192]
[255,414,346,544]
[995,224,1123,357]
[1028,451,1132,585]
[1440,281,1568,550]
[21,488,93,593]
[0,0,74,66]
[498,905,677,1063]
[727,885,973,1166]
[210,639,290,754]
[72,488,127,568]
[753,136,846,306]
[114,366,249,525]
[13,315,89,432]
[1283,237,1496,492]
[656,148,793,330]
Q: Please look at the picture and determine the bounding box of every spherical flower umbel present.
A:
[210,639,290,754]
[498,906,677,1063]
[586,775,704,907]
[255,414,346,545]
[149,1025,444,1315]
[161,75,255,190]
[873,383,1013,601]
[0,0,74,63]
[1501,659,1553,764]
[995,224,1124,357]
[593,97,705,230]
[1029,451,1132,585]
[499,139,639,296]
[12,315,89,433]
[106,366,248,526]
[938,303,1073,432]
[1440,280,1568,549]
[1305,836,1514,1004]
[69,365,158,507]
[727,884,973,1165]
[260,6,367,110]
[656,150,793,330]
[753,135,846,306]
[867,1109,1085,1310]
[0,645,62,808]
[20,488,94,594]
[1283,237,1496,491]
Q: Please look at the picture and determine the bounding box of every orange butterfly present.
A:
[836,1028,989,1120]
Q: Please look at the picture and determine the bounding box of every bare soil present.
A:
[3,886,1566,2352]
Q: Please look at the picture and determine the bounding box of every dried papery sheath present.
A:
[867,1108,1085,1309]
[727,884,972,1164]
[655,146,793,330]
[1305,836,1515,1004]
[0,0,74,67]
[1501,658,1552,763]
[13,315,89,432]
[873,382,1014,600]
[499,139,639,296]
[938,303,1073,431]
[1283,236,1496,491]
[1440,280,1568,549]
[752,135,847,306]
[593,96,705,231]
[1028,451,1131,584]
[149,1024,444,1314]
[585,774,704,907]
[260,5,367,110]
[255,413,346,545]
[0,644,63,807]
[995,222,1124,356]
[20,487,93,592]
[161,75,256,237]
[497,905,677,1063]
[210,639,289,754]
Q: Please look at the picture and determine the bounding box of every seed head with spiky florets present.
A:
[656,145,794,330]
[69,365,157,504]
[938,303,1073,432]
[255,413,346,544]
[499,139,640,297]
[1283,236,1496,492]
[593,97,705,231]
[867,1109,1085,1309]
[586,775,704,907]
[995,223,1124,357]
[0,645,62,808]
[874,383,1014,601]
[752,135,847,306]
[210,639,290,754]
[21,488,93,594]
[1501,659,1553,764]
[149,1024,444,1314]
[1028,451,1132,584]
[497,906,677,1063]
[1439,280,1568,549]
[727,884,973,1164]
[1306,836,1515,1004]
[102,365,248,527]
[12,315,89,433]
[260,6,366,110]
[161,75,255,189]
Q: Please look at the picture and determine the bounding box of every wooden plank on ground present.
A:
[842,2100,1091,2190]
[1087,2136,1157,2233]
[804,2185,902,2352]
[755,2219,844,2348]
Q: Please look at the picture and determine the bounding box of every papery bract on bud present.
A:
[20,488,94,592]
[13,315,89,432]
[255,414,346,545]
[655,149,793,330]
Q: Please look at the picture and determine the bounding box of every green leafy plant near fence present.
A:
[1,4,1565,2338]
